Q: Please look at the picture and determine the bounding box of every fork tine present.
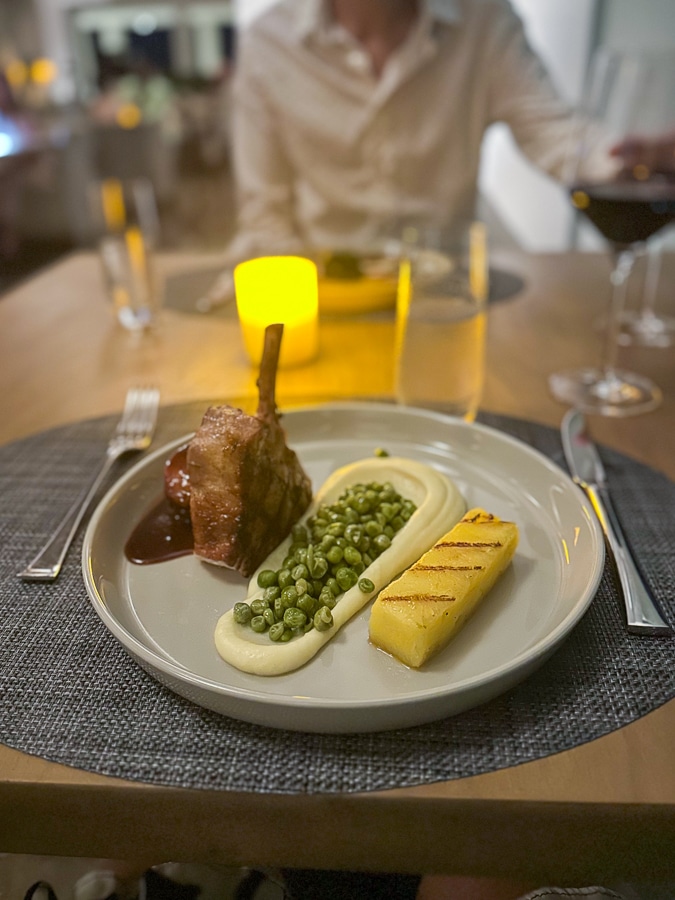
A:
[116,387,141,434]
[117,386,159,440]
[138,386,160,438]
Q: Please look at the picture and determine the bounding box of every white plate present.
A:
[82,403,604,733]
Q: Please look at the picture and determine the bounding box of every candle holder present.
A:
[234,256,319,368]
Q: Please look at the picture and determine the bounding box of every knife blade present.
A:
[561,408,671,636]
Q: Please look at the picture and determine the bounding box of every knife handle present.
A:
[583,483,671,635]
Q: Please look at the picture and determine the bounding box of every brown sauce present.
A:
[124,497,194,564]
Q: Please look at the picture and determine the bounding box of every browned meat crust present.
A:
[184,324,313,577]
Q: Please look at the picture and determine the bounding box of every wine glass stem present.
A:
[602,248,635,377]
[641,243,662,319]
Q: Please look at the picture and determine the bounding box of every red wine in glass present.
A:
[570,179,675,246]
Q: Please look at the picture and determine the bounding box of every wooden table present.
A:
[1,250,674,883]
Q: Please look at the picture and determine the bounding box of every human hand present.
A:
[195,268,235,312]
[610,127,675,175]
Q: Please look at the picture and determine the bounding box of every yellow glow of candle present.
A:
[234,256,319,368]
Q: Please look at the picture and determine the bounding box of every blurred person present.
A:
[201,0,577,306]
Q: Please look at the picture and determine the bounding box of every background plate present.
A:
[82,403,604,733]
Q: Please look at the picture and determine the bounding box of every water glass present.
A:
[395,221,488,420]
[92,178,161,332]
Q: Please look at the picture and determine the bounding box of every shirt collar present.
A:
[293,0,463,42]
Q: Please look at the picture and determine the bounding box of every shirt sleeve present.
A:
[483,2,577,180]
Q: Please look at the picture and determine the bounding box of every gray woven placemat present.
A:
[1,403,673,794]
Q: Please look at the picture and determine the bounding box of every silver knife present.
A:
[561,408,671,636]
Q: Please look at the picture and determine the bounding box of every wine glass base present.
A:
[617,311,675,348]
[548,367,662,417]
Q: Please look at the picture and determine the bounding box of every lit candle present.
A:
[234,256,319,368]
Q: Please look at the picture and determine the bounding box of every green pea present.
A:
[283,607,307,629]
[257,569,278,589]
[336,566,358,591]
[263,585,281,603]
[358,577,375,593]
[233,602,252,625]
[353,495,371,514]
[326,577,340,596]
[291,563,309,582]
[380,503,395,521]
[319,588,336,609]
[374,447,389,457]
[357,534,371,552]
[344,524,363,545]
[281,585,299,606]
[365,520,383,537]
[309,555,328,579]
[294,547,308,565]
[314,606,334,632]
[280,628,293,642]
[327,545,344,565]
[278,568,293,589]
[297,594,316,615]
[295,577,310,596]
[250,615,267,634]
[269,622,285,642]
[373,533,391,552]
[250,597,270,616]
[263,608,275,626]
[344,506,359,524]
[343,545,362,566]
[320,534,336,551]
[327,521,345,536]
[291,524,308,543]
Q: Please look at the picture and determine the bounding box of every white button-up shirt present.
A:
[224,0,574,263]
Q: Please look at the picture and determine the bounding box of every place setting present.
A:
[1,211,673,798]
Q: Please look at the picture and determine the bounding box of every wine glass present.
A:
[618,234,675,347]
[549,48,675,416]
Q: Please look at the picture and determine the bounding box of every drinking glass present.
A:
[548,48,675,416]
[618,236,675,347]
[91,177,162,332]
[395,220,488,421]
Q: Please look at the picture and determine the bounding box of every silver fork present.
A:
[19,386,160,583]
